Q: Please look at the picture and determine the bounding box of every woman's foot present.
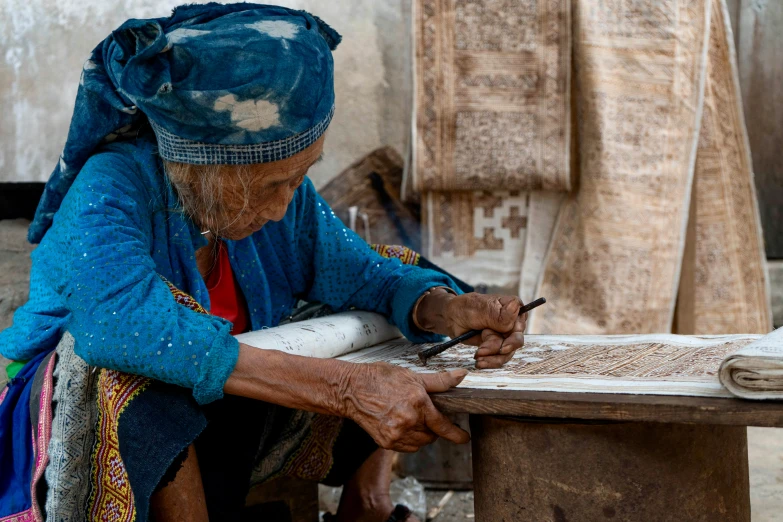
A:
[334,449,421,522]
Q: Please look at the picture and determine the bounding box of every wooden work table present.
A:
[430,388,783,521]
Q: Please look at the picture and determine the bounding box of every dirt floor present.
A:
[424,490,475,521]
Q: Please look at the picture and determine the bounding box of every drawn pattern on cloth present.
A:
[676,0,771,334]
[339,333,762,397]
[530,0,771,335]
[413,0,571,192]
[45,333,97,522]
[423,190,528,292]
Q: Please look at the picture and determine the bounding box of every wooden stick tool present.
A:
[417,297,547,365]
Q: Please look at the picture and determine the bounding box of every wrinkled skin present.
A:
[339,363,471,452]
[178,136,324,242]
[419,289,526,369]
[157,137,527,522]
[336,290,526,456]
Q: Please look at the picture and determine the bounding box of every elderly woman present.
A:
[0,4,526,522]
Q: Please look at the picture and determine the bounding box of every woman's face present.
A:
[177,135,325,241]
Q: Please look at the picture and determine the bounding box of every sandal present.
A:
[322,504,413,522]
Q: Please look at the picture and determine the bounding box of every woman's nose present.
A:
[262,187,295,222]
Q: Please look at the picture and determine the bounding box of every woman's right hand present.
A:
[337,362,471,452]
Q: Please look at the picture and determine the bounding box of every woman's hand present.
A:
[225,345,470,452]
[415,290,525,369]
[338,362,471,452]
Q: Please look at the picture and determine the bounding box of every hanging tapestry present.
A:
[412,0,572,192]
[530,0,771,335]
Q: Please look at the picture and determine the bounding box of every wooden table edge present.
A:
[430,388,783,427]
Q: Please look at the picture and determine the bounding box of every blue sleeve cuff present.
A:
[192,327,240,405]
[390,268,464,343]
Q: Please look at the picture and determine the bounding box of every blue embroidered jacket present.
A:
[0,136,457,404]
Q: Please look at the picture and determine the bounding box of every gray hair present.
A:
[163,160,254,237]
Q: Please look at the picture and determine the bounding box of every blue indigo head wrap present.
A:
[29,2,340,243]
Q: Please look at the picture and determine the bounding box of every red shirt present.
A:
[205,241,250,335]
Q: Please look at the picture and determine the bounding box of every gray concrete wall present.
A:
[0,0,412,189]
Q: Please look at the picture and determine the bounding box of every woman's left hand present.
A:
[415,290,525,369]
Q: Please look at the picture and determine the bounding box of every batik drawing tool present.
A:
[417,297,547,365]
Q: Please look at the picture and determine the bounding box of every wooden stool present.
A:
[245,477,319,522]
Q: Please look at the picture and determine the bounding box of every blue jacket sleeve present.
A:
[289,179,461,342]
[46,152,238,404]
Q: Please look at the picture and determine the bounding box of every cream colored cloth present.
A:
[422,190,529,293]
[518,192,564,304]
[421,190,565,296]
[412,0,573,294]
[341,326,783,399]
[221,314,783,400]
[720,327,783,399]
[340,333,761,398]
[412,0,571,192]
[530,0,771,335]
[412,0,770,334]
[236,311,402,358]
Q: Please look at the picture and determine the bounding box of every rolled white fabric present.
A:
[719,327,783,400]
[235,311,402,359]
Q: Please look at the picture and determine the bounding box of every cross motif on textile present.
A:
[501,206,527,238]
[475,192,504,218]
[476,227,504,251]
